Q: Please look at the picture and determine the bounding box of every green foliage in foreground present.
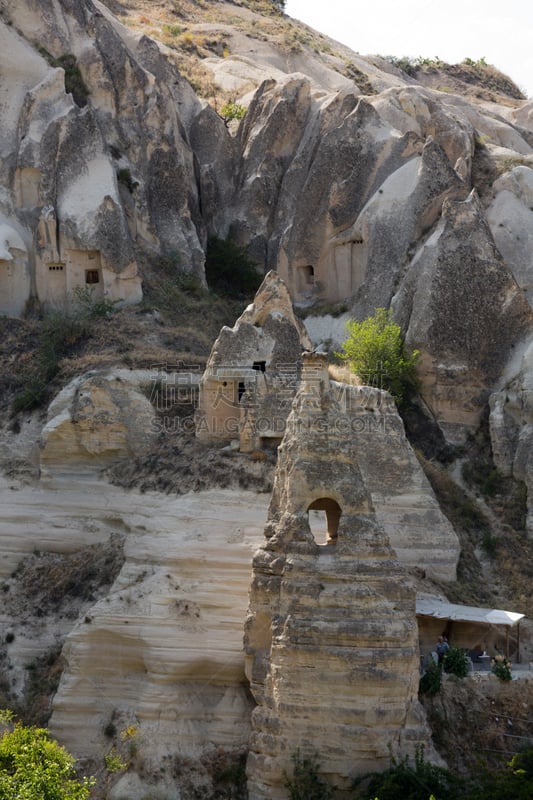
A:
[354,747,462,800]
[0,710,94,800]
[443,646,470,678]
[337,308,419,406]
[284,751,333,800]
[357,744,533,800]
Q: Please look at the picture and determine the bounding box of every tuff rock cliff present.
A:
[244,354,442,798]
[2,0,533,446]
[1,0,533,798]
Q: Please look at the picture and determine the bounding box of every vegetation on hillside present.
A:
[385,55,525,101]
[205,235,262,297]
[285,744,533,800]
[0,710,94,800]
[337,308,420,407]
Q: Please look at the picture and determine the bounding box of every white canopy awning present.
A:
[416,597,525,628]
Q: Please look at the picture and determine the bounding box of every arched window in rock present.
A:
[307,498,341,545]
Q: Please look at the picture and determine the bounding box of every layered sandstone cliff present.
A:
[244,354,440,798]
[1,1,533,797]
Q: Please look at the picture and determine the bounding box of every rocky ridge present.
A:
[1,0,533,797]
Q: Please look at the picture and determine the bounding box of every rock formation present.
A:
[2,0,533,451]
[1,1,533,796]
[0,0,209,314]
[39,369,158,478]
[0,474,268,799]
[244,353,438,798]
[200,273,459,578]
[196,271,312,452]
[489,338,533,535]
[393,191,533,443]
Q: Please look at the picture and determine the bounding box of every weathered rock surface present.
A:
[487,166,533,307]
[489,338,533,535]
[0,474,268,798]
[2,1,533,795]
[3,0,533,455]
[244,354,439,798]
[0,0,209,314]
[40,370,158,478]
[394,191,533,442]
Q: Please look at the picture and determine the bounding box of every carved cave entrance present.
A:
[307,498,341,545]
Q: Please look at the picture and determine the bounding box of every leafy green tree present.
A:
[337,307,419,406]
[0,711,94,800]
[219,101,246,125]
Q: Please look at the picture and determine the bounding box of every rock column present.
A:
[244,354,436,798]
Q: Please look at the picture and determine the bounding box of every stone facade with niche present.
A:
[196,271,312,452]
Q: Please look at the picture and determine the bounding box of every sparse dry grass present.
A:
[328,364,359,385]
[105,0,354,106]
[107,428,275,495]
[422,675,533,774]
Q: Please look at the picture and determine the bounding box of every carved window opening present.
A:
[307,498,341,545]
[238,381,246,402]
[260,436,283,450]
[85,269,100,284]
[352,236,364,245]
[253,361,266,373]
[48,263,65,271]
[300,265,315,284]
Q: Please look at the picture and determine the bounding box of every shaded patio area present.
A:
[416,596,526,671]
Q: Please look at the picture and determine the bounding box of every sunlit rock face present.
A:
[44,486,269,798]
[39,370,158,478]
[244,354,441,799]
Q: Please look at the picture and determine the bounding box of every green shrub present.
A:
[491,654,512,681]
[72,286,119,318]
[38,50,89,107]
[337,308,420,406]
[443,646,470,678]
[419,662,442,695]
[219,100,247,123]
[284,751,333,800]
[353,746,463,800]
[205,235,262,298]
[103,748,128,773]
[11,313,89,413]
[463,746,533,799]
[162,23,182,36]
[0,710,94,799]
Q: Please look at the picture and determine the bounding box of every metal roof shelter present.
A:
[416,597,525,660]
